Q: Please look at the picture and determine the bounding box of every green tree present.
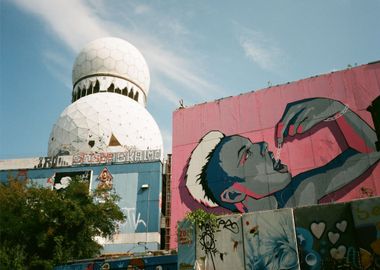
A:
[0,178,125,269]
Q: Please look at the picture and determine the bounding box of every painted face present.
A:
[206,135,291,211]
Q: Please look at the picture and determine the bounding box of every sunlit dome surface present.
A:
[72,37,150,105]
[48,93,163,157]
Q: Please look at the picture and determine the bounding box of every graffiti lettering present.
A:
[354,205,380,220]
[119,208,146,231]
[34,156,71,169]
[178,228,193,245]
[2,150,160,171]
[199,222,218,269]
[217,218,239,234]
[72,149,161,165]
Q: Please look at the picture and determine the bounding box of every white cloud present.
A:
[160,128,173,155]
[237,25,286,72]
[150,79,181,107]
[12,0,109,52]
[241,39,279,71]
[10,0,222,103]
[42,51,72,89]
[133,4,151,15]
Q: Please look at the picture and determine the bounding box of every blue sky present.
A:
[1,0,379,159]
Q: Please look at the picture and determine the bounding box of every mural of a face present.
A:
[185,97,380,214]
[206,135,291,212]
[186,132,292,212]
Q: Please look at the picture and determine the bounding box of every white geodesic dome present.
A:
[48,93,163,157]
[72,37,150,104]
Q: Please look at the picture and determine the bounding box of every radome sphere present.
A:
[72,37,150,106]
[48,93,163,157]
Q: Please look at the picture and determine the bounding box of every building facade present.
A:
[0,151,163,253]
[170,61,380,249]
[0,37,168,254]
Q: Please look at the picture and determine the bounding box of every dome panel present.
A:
[72,37,150,98]
[104,57,116,70]
[86,49,98,61]
[97,48,110,59]
[110,49,123,61]
[48,93,163,157]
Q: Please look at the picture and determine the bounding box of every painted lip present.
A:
[268,151,288,173]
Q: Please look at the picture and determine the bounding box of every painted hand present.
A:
[276,98,344,145]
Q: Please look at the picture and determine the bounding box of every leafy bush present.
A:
[0,178,125,269]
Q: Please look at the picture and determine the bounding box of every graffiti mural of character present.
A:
[186,98,380,213]
[97,167,113,190]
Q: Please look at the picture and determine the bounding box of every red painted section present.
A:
[170,62,380,248]
[336,116,374,153]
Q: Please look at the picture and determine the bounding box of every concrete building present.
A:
[0,37,169,254]
[171,61,380,269]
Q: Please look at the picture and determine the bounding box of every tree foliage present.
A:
[185,209,218,230]
[0,177,125,269]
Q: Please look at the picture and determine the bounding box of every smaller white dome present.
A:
[48,93,163,157]
[72,37,150,100]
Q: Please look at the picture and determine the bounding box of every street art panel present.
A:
[171,63,380,248]
[196,215,244,270]
[178,199,380,270]
[294,203,361,269]
[0,161,163,254]
[0,150,161,171]
[351,197,380,269]
[242,208,299,270]
[177,219,196,270]
[49,170,92,191]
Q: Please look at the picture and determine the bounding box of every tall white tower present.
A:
[48,37,163,157]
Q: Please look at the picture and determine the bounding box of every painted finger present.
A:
[292,108,311,135]
[300,118,320,133]
[277,109,298,142]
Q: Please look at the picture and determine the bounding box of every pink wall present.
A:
[170,62,380,248]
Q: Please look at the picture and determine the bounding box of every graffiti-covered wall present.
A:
[0,161,162,254]
[171,62,380,248]
[178,197,380,270]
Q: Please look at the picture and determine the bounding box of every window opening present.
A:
[81,87,86,98]
[93,80,100,93]
[134,91,139,101]
[86,82,93,96]
[76,88,81,101]
[108,133,122,146]
[107,83,115,93]
[122,87,128,96]
[128,89,134,98]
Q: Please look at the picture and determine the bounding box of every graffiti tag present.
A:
[34,156,71,169]
[119,208,146,231]
[72,149,161,165]
[217,218,239,234]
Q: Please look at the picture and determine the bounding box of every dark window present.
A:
[128,89,134,98]
[88,140,95,148]
[86,83,93,96]
[107,83,115,92]
[115,87,121,94]
[76,88,81,100]
[122,87,128,96]
[134,91,139,101]
[93,80,100,93]
[108,133,121,146]
[81,87,86,97]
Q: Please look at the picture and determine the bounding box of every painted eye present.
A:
[239,149,251,166]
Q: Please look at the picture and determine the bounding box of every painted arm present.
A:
[276,97,380,206]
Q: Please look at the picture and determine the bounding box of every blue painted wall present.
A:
[0,161,163,253]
